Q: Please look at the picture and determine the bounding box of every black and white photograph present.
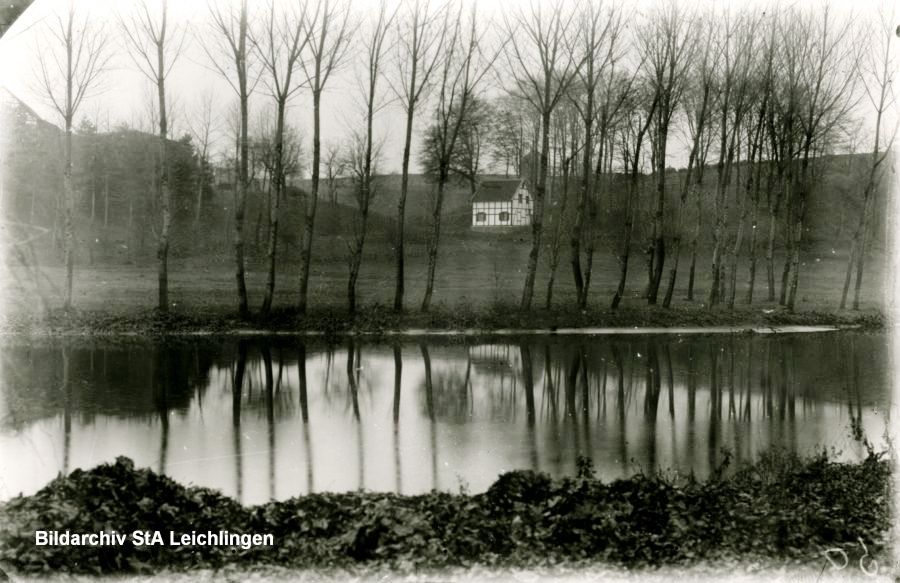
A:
[0,0,897,580]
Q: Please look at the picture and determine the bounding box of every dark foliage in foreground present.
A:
[0,449,890,574]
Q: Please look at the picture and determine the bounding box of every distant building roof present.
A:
[1,87,55,130]
[472,179,525,203]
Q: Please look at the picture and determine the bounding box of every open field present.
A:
[0,231,885,332]
[5,233,887,312]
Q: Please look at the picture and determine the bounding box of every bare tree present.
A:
[569,0,627,309]
[766,12,804,305]
[250,107,275,251]
[635,2,695,305]
[207,0,257,318]
[489,95,528,176]
[120,0,187,314]
[661,13,717,308]
[36,1,109,312]
[726,83,767,308]
[723,18,773,309]
[841,6,897,310]
[705,9,759,308]
[390,0,447,312]
[545,104,581,309]
[419,4,495,312]
[298,0,352,314]
[447,96,492,197]
[346,1,394,315]
[744,19,778,304]
[253,0,311,317]
[610,84,657,310]
[323,142,345,203]
[785,6,858,311]
[250,110,305,255]
[187,90,217,227]
[503,0,582,310]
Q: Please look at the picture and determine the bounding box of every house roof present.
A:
[472,179,525,203]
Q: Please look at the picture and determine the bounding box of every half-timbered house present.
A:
[471,179,532,228]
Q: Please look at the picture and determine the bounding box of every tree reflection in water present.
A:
[0,333,888,504]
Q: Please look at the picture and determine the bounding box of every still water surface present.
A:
[0,332,888,505]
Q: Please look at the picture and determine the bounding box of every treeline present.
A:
[0,99,426,266]
[13,0,895,317]
[2,117,205,263]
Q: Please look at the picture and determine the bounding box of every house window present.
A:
[518,193,523,203]
[476,212,486,222]
[499,211,510,222]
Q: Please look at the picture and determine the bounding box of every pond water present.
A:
[0,332,889,505]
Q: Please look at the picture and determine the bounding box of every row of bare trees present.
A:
[496,1,894,314]
[32,0,893,317]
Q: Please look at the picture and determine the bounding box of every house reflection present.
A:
[0,333,889,505]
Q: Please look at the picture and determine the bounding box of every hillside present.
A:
[1,81,886,268]
[296,173,479,230]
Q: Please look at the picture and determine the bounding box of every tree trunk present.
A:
[347,185,371,314]
[708,180,727,309]
[545,156,571,310]
[662,185,692,308]
[779,195,792,305]
[765,206,777,301]
[580,141,604,309]
[421,178,446,312]
[570,172,587,302]
[848,154,882,310]
[156,64,171,314]
[727,194,748,308]
[348,163,372,315]
[103,172,109,228]
[610,189,636,310]
[643,236,655,299]
[348,207,369,315]
[195,155,204,226]
[727,150,750,309]
[786,195,805,311]
[840,238,857,309]
[63,123,75,312]
[521,109,551,310]
[254,169,268,252]
[394,96,416,312]
[851,191,873,310]
[260,105,285,317]
[233,3,250,319]
[687,184,701,301]
[647,125,668,304]
[745,194,759,304]
[299,90,322,314]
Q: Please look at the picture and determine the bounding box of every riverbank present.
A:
[0,449,891,577]
[0,303,886,336]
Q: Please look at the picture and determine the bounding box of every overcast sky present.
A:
[0,0,881,175]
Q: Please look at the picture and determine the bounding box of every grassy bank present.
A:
[0,301,886,336]
[0,449,891,576]
[1,238,887,335]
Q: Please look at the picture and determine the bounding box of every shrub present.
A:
[0,449,890,575]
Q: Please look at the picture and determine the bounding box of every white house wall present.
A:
[472,201,514,226]
[510,185,533,226]
[471,184,534,227]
